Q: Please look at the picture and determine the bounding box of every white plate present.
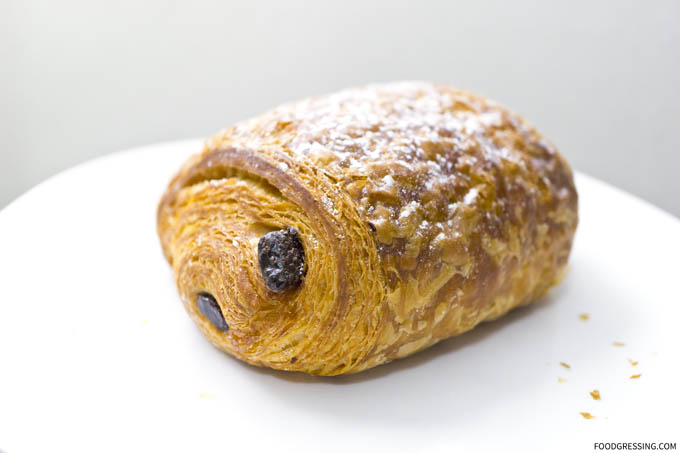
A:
[1,140,678,453]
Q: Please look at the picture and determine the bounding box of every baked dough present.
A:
[157,82,578,376]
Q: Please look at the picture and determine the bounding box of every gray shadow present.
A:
[195,256,641,427]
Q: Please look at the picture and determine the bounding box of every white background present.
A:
[2,0,679,215]
[1,143,678,452]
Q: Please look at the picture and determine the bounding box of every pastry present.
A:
[157,82,578,376]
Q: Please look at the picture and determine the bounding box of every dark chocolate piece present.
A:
[196,292,229,331]
[257,227,305,293]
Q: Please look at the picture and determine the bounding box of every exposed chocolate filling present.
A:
[196,292,229,331]
[257,227,305,292]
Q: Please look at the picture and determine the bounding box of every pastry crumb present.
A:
[630,374,642,379]
[590,389,601,400]
[578,313,590,321]
[580,412,595,419]
[628,358,638,366]
[560,362,571,369]
[558,377,567,383]
[613,341,625,347]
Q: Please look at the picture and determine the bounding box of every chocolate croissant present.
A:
[157,82,578,376]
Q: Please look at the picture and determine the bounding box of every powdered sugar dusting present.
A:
[464,187,479,205]
[207,81,574,267]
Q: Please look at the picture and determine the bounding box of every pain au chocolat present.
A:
[157,82,578,376]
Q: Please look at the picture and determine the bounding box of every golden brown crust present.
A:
[157,82,578,375]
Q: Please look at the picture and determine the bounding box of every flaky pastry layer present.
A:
[158,82,578,375]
